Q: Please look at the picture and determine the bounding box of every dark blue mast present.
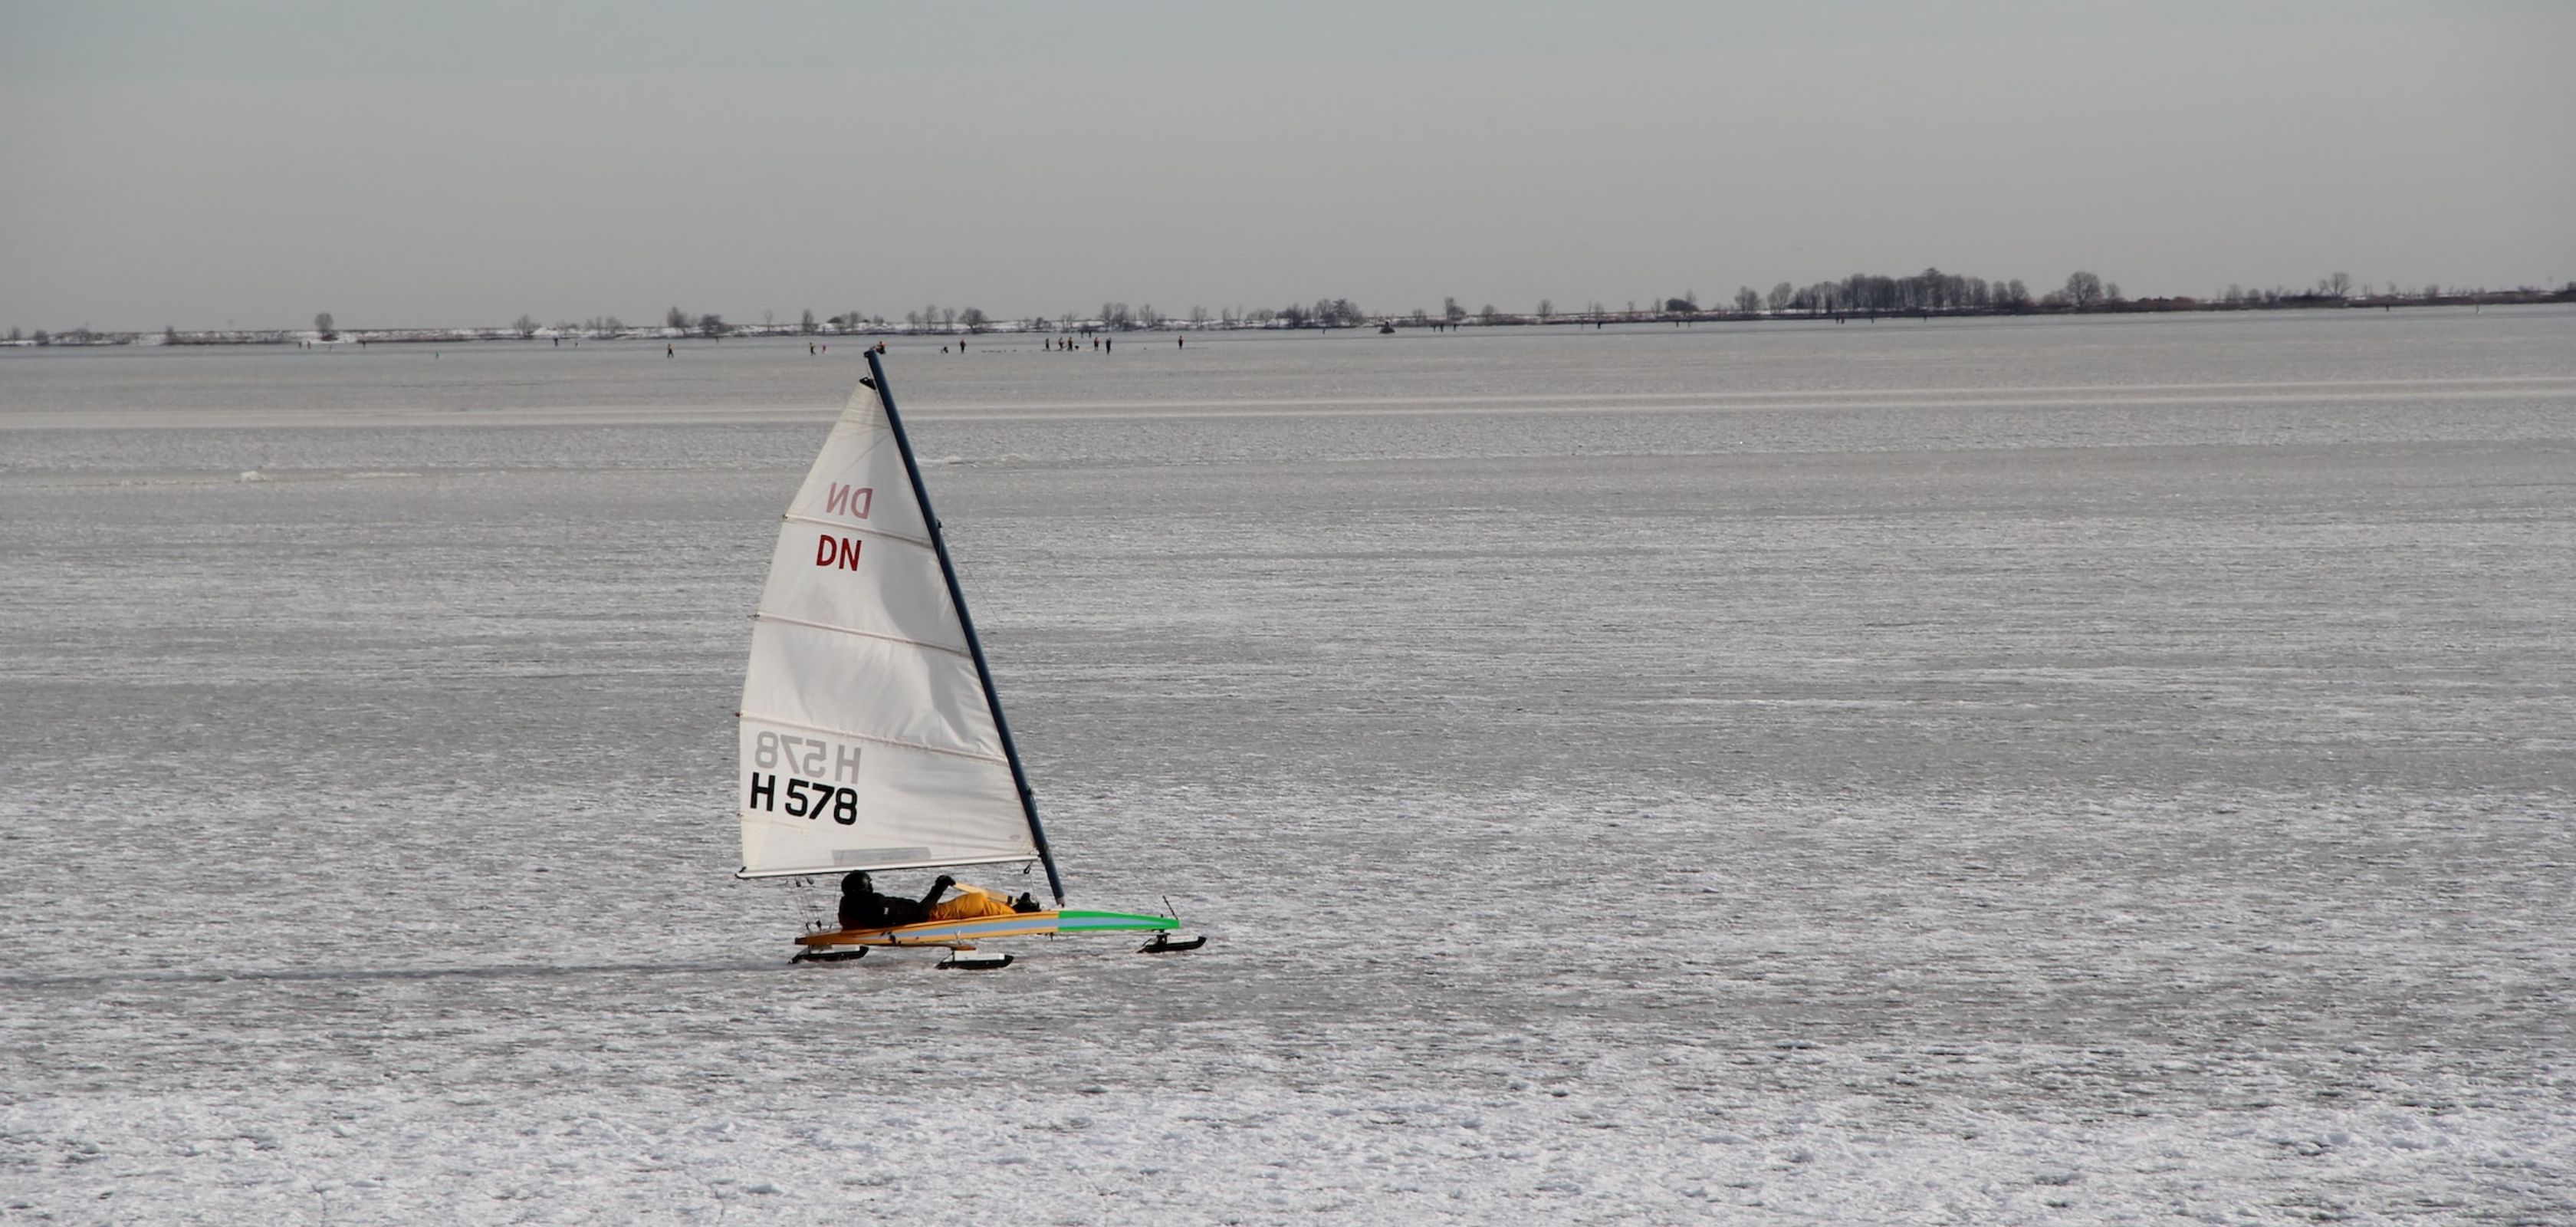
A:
[862,350,1067,905]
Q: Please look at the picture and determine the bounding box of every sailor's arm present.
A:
[918,874,955,909]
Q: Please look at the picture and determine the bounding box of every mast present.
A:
[863,350,1068,905]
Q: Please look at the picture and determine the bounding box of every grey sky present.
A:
[4,1,2569,331]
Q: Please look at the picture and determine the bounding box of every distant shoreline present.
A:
[8,288,2572,350]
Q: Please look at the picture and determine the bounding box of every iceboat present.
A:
[734,352,1185,964]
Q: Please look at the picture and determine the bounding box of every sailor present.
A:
[836,871,949,929]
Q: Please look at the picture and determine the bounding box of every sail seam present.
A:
[753,612,972,660]
[735,853,1033,880]
[781,513,935,550]
[738,710,1010,765]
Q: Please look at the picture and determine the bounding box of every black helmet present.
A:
[841,871,872,894]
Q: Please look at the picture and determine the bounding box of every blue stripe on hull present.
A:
[796,909,1175,949]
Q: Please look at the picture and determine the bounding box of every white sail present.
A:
[735,377,1040,877]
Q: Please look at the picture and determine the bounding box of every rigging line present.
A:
[737,711,1011,766]
[751,611,973,660]
[780,512,935,550]
[787,875,829,932]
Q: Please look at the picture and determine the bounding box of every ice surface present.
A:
[2,313,2571,1223]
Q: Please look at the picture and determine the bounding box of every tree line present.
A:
[13,273,2574,347]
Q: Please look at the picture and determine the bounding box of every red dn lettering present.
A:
[816,534,863,570]
[823,483,873,518]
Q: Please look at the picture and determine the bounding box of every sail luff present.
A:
[863,351,1069,905]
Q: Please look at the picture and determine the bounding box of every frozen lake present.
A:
[3,311,2571,1223]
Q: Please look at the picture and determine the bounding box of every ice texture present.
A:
[2,312,2571,1223]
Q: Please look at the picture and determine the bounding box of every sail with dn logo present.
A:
[734,361,1060,888]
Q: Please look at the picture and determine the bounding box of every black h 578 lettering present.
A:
[746,771,859,824]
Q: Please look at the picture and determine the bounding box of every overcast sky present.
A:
[4,0,2570,331]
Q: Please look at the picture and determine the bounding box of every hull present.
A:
[795,909,1176,949]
